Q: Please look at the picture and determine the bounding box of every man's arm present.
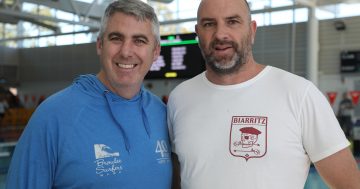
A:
[171,152,181,189]
[314,147,360,189]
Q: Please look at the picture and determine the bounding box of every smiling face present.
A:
[195,0,256,76]
[96,12,160,98]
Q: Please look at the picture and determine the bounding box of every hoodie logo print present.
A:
[155,140,171,164]
[94,144,123,176]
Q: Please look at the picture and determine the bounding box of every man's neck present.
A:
[96,73,141,100]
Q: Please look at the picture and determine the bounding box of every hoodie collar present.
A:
[74,74,151,153]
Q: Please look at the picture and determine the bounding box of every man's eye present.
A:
[228,20,239,25]
[134,39,146,45]
[110,36,121,41]
[203,22,215,27]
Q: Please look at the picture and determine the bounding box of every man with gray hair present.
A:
[6,0,172,188]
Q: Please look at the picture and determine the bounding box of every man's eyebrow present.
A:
[133,34,149,42]
[106,32,149,42]
[199,17,216,23]
[225,15,243,21]
[107,32,123,38]
[200,15,244,23]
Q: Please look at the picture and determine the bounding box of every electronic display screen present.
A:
[145,33,206,79]
[341,51,360,72]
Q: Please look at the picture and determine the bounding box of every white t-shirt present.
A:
[167,66,349,189]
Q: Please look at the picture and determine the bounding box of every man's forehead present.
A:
[198,0,248,10]
[106,14,154,35]
[197,0,249,19]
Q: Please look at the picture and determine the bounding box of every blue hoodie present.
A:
[6,74,172,189]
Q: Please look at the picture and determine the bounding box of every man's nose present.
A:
[119,40,134,58]
[214,24,230,41]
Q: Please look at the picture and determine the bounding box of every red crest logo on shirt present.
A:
[229,116,267,161]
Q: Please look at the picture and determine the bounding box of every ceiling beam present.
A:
[151,0,174,2]
[0,8,100,29]
[0,28,98,43]
[20,0,105,20]
[19,0,175,21]
[295,0,317,7]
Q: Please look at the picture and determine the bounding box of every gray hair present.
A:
[98,0,160,44]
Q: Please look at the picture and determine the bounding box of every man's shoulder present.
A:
[142,88,166,109]
[267,66,311,86]
[41,85,81,105]
[171,72,204,94]
[35,84,93,117]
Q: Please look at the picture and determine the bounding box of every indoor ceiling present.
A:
[0,0,174,32]
[317,0,360,6]
[251,0,360,6]
[0,0,359,35]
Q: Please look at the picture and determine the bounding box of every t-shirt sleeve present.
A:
[6,110,56,189]
[300,83,350,163]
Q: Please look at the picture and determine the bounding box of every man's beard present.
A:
[201,35,252,75]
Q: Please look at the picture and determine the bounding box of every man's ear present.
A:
[96,37,103,55]
[250,20,257,45]
[152,43,161,62]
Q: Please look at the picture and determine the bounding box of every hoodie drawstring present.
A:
[103,90,152,153]
[104,91,131,152]
[141,97,151,138]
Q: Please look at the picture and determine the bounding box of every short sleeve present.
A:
[300,83,350,162]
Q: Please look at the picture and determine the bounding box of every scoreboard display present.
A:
[341,51,360,73]
[146,33,206,79]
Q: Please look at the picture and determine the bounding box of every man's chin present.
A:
[213,51,234,59]
[213,57,234,65]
